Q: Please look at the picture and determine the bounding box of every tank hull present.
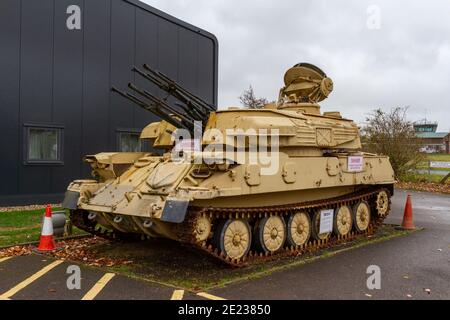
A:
[65,150,395,266]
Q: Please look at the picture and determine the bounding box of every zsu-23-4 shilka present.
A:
[63,63,395,266]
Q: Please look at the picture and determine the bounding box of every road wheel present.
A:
[375,190,390,217]
[353,201,371,232]
[311,210,331,241]
[286,212,311,247]
[214,219,251,260]
[193,214,212,243]
[254,216,286,253]
[334,205,353,236]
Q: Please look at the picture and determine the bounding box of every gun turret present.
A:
[111,64,216,135]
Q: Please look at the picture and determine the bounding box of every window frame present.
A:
[23,123,65,166]
[116,128,144,153]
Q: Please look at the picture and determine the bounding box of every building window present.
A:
[24,124,64,165]
[118,131,142,152]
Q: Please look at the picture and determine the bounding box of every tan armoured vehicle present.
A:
[63,63,395,266]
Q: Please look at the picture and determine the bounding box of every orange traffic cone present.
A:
[401,195,415,230]
[38,205,56,251]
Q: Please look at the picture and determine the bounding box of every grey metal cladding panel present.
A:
[124,0,218,52]
[178,28,199,95]
[82,0,111,155]
[156,18,179,110]
[0,0,20,195]
[157,19,179,81]
[197,37,215,105]
[19,0,54,194]
[0,193,64,207]
[20,0,54,123]
[125,0,218,105]
[51,0,84,192]
[133,7,159,129]
[110,0,136,150]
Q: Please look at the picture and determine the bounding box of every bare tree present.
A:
[362,107,424,180]
[239,86,269,109]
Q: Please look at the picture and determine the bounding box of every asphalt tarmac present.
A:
[0,189,448,300]
[208,190,450,300]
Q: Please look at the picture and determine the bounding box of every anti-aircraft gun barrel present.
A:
[126,83,195,131]
[112,63,216,134]
[130,68,205,121]
[142,64,215,112]
[132,66,210,121]
[111,86,187,130]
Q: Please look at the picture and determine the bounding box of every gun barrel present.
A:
[112,63,215,134]
[111,87,186,130]
[127,83,195,131]
[144,64,215,111]
[141,64,215,112]
[132,67,210,122]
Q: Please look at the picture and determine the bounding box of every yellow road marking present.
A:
[197,292,226,300]
[0,260,64,300]
[171,290,185,300]
[82,273,115,300]
[0,257,12,263]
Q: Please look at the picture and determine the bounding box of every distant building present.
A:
[414,121,450,154]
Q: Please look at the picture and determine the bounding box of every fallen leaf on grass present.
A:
[396,182,450,195]
[0,245,33,258]
[1,237,132,268]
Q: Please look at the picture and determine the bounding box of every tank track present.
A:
[70,210,144,242]
[177,187,392,267]
[70,187,391,267]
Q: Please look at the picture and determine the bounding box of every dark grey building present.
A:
[0,0,218,206]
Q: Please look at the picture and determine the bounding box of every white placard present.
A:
[319,209,334,234]
[430,161,450,169]
[174,139,201,152]
[348,156,364,172]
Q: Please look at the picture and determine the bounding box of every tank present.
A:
[63,63,395,266]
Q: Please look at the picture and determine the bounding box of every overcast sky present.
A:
[142,0,450,130]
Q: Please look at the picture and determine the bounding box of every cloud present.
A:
[142,0,450,131]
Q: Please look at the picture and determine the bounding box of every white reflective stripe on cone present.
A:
[41,217,54,236]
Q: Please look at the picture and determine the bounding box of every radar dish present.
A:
[281,63,333,104]
[284,63,327,86]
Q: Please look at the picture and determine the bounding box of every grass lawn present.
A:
[418,153,450,172]
[426,154,450,162]
[0,208,86,247]
[402,173,450,184]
